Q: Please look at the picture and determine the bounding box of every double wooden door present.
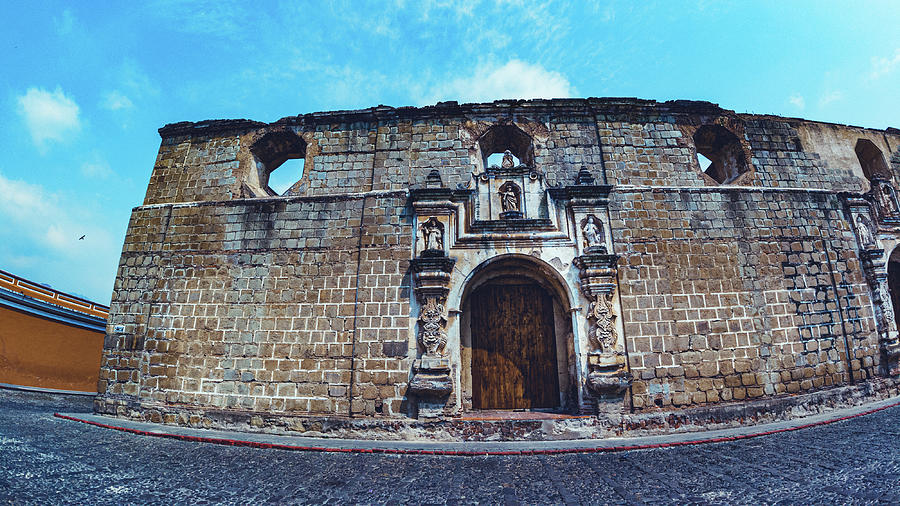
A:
[470,283,560,409]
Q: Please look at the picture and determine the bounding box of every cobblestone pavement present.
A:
[2,390,900,504]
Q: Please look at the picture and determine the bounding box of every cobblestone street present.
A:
[2,389,900,504]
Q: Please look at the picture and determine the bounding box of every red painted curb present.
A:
[53,400,900,456]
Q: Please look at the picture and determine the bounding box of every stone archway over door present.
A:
[470,282,560,409]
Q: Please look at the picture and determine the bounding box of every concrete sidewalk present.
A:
[58,394,900,455]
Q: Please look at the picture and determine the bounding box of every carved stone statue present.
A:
[501,150,515,168]
[419,217,444,252]
[418,297,447,357]
[582,215,606,252]
[854,213,876,247]
[878,182,900,217]
[499,181,520,213]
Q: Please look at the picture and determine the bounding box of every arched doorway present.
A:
[459,256,574,411]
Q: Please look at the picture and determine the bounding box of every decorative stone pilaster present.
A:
[407,252,457,417]
[848,196,900,376]
[572,253,631,397]
[863,250,900,375]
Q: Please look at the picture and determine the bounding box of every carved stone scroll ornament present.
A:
[418,297,447,357]
[572,253,632,397]
[588,293,617,352]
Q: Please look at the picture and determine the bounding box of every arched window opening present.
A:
[693,125,749,184]
[478,124,534,169]
[249,130,307,196]
[855,139,890,182]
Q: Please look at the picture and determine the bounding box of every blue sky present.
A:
[1,0,899,303]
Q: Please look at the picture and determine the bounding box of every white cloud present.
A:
[0,172,119,302]
[420,59,576,105]
[870,48,900,80]
[17,87,81,149]
[818,90,843,107]
[788,94,805,110]
[102,90,134,111]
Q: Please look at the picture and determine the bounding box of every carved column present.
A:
[572,253,632,398]
[407,253,456,416]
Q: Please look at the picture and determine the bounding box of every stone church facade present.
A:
[95,98,900,435]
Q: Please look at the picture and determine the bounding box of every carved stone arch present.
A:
[244,128,308,196]
[455,254,578,412]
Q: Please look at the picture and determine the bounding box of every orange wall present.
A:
[0,305,104,392]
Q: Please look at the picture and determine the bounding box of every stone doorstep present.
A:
[58,394,900,454]
[90,377,900,442]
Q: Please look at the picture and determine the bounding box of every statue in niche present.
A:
[499,181,520,213]
[854,213,876,247]
[879,182,900,217]
[501,150,515,168]
[419,217,444,252]
[582,214,607,253]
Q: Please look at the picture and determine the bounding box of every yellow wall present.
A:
[0,305,103,392]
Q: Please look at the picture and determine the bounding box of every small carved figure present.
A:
[878,182,900,217]
[419,217,444,252]
[499,181,520,213]
[854,213,875,247]
[582,215,605,252]
[501,150,515,168]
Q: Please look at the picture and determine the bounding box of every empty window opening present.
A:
[249,130,307,196]
[487,151,521,168]
[693,125,748,184]
[478,124,535,169]
[267,158,305,195]
[855,139,890,182]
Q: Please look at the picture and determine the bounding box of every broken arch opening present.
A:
[458,255,575,411]
[693,125,748,184]
[856,139,891,183]
[478,124,535,169]
[249,130,307,196]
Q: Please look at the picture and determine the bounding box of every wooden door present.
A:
[470,283,559,409]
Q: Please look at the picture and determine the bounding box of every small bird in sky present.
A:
[78,235,85,240]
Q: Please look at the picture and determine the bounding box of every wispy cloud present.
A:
[420,59,575,105]
[818,90,843,107]
[870,48,900,80]
[788,93,805,110]
[101,90,134,111]
[81,159,114,179]
[17,87,81,150]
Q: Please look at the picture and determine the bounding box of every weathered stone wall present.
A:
[611,188,877,409]
[99,97,900,430]
[98,193,414,418]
